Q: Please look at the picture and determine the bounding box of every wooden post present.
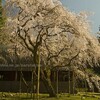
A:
[31,70,34,99]
[72,70,74,95]
[15,71,17,81]
[19,70,22,94]
[84,69,87,94]
[68,68,70,95]
[37,49,40,100]
[56,70,58,97]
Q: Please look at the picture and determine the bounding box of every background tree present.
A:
[0,0,9,63]
[0,0,5,29]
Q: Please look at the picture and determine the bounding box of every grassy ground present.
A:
[0,92,100,100]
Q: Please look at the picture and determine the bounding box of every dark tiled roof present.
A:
[0,64,35,71]
[0,64,70,71]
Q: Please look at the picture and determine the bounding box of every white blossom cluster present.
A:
[6,0,100,68]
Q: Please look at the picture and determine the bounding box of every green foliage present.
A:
[86,68,95,74]
[0,0,10,46]
[0,0,5,30]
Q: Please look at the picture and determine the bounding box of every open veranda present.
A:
[0,92,100,100]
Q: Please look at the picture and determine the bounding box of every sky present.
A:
[61,0,100,35]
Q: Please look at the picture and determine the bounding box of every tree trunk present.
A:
[41,70,57,97]
[33,50,56,97]
[43,77,57,97]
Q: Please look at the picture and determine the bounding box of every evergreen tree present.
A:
[0,0,8,47]
[0,0,5,30]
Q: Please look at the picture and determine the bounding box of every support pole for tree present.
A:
[84,69,87,95]
[68,68,70,95]
[19,69,22,95]
[31,70,34,99]
[72,70,74,95]
[37,48,40,100]
[56,70,58,97]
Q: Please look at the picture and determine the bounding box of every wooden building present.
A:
[0,64,75,93]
